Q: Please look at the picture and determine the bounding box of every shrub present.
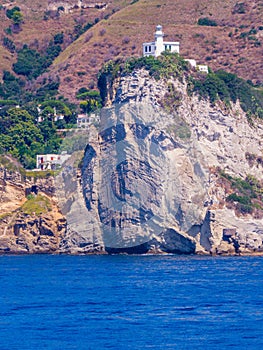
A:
[3,37,16,52]
[6,6,20,19]
[21,194,52,215]
[233,2,246,14]
[237,203,253,214]
[13,46,45,79]
[193,73,230,103]
[54,32,64,44]
[11,10,23,25]
[122,36,130,44]
[197,17,217,27]
[192,70,263,117]
[226,193,251,205]
[13,41,61,79]
[99,28,106,36]
[77,90,102,113]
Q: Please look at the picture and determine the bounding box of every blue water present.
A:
[0,255,263,349]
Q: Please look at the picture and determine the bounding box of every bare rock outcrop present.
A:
[0,212,66,254]
[0,161,67,254]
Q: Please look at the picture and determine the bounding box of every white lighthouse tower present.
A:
[142,25,180,58]
[154,25,164,57]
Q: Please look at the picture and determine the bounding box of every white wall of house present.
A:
[198,65,209,73]
[36,153,70,170]
[77,114,89,128]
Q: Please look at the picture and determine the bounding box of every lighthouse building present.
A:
[142,25,180,57]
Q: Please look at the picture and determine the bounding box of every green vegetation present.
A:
[197,18,217,27]
[98,53,189,104]
[13,41,61,79]
[3,37,16,53]
[76,89,102,114]
[0,108,61,169]
[25,170,57,179]
[191,70,263,118]
[124,53,189,79]
[73,21,94,40]
[0,69,76,169]
[0,99,18,106]
[54,32,64,45]
[233,2,246,14]
[160,82,183,112]
[219,170,263,214]
[6,6,23,25]
[0,71,25,101]
[0,34,78,170]
[21,194,52,215]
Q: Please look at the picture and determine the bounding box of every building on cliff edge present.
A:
[142,25,180,57]
[36,153,70,170]
[143,25,208,74]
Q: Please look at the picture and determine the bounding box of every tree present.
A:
[12,10,23,25]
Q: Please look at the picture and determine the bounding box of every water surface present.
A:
[0,255,262,349]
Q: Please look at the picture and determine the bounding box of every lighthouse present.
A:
[142,25,180,58]
[154,25,164,57]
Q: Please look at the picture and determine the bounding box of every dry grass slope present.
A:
[0,0,262,100]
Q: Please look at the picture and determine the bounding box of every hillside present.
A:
[0,0,262,101]
[0,1,131,80]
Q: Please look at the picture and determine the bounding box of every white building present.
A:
[197,64,209,74]
[77,113,100,128]
[185,59,208,74]
[143,26,209,74]
[77,114,89,128]
[36,153,70,170]
[143,25,180,57]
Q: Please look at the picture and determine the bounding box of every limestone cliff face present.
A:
[59,68,263,255]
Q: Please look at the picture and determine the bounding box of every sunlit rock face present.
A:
[80,101,208,253]
[57,69,263,255]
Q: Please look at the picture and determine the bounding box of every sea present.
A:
[0,255,262,350]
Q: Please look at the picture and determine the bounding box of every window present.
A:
[145,46,148,53]
[149,46,151,52]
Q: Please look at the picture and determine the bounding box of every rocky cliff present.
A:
[56,67,263,255]
[1,66,263,255]
[0,161,66,254]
